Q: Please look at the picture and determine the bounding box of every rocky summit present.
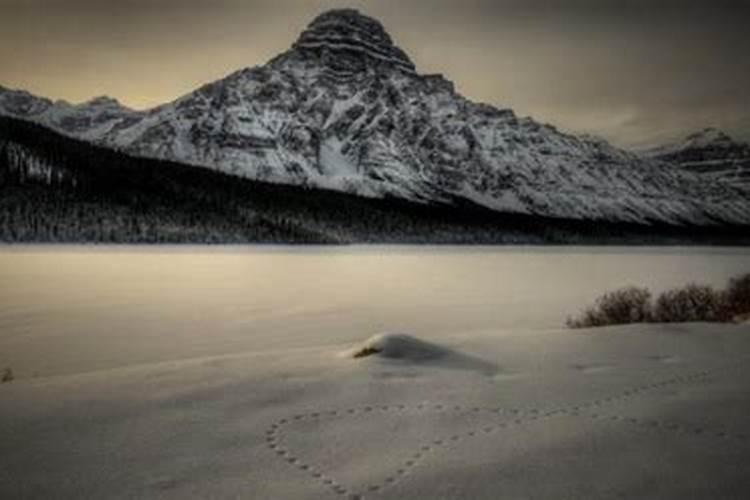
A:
[1,9,749,228]
[292,9,416,76]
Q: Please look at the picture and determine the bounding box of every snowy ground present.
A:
[0,246,749,499]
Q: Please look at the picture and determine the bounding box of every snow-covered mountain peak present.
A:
[646,128,750,189]
[684,127,734,148]
[82,96,126,109]
[643,128,742,158]
[288,8,416,76]
[0,86,54,117]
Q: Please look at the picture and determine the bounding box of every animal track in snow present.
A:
[266,358,749,498]
[266,403,537,497]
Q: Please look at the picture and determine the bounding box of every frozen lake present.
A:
[1,245,748,379]
[2,245,750,499]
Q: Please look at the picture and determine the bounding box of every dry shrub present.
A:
[1,368,12,383]
[565,271,750,329]
[723,272,750,320]
[653,284,724,323]
[567,287,652,329]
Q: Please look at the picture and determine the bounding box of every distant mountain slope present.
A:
[645,128,750,189]
[1,9,748,229]
[0,86,141,141]
[2,116,747,244]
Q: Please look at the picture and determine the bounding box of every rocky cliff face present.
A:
[645,128,750,190]
[1,9,748,227]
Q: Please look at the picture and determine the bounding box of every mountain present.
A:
[1,8,749,230]
[645,128,750,189]
[0,86,141,141]
[10,115,744,244]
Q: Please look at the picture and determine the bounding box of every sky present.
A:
[1,0,749,148]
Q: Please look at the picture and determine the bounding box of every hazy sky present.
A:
[1,0,749,148]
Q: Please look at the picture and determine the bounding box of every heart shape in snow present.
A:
[265,403,548,498]
[264,362,727,498]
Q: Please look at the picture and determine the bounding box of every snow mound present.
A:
[348,333,449,361]
[346,333,498,375]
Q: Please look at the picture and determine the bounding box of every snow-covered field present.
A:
[1,246,749,499]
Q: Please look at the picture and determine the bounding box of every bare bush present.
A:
[1,368,12,384]
[566,272,750,329]
[653,284,724,323]
[723,272,750,320]
[567,286,652,329]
